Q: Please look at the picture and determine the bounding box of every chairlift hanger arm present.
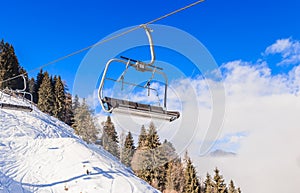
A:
[142,25,156,66]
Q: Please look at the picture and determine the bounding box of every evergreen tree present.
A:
[161,139,177,162]
[213,168,227,193]
[120,131,135,167]
[37,72,55,115]
[132,125,150,181]
[64,92,74,126]
[73,94,80,111]
[133,123,166,191]
[35,69,44,104]
[146,122,161,149]
[204,173,214,193]
[137,125,148,149]
[53,76,66,121]
[237,187,241,193]
[157,140,179,191]
[165,158,185,193]
[50,75,56,88]
[228,180,237,193]
[147,123,164,190]
[71,94,80,130]
[0,40,24,90]
[28,77,36,101]
[73,99,98,143]
[101,116,119,158]
[183,151,200,193]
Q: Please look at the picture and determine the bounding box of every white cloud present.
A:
[190,40,300,193]
[265,38,300,66]
[265,38,292,54]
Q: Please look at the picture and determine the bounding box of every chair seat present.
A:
[0,103,32,112]
[102,97,180,122]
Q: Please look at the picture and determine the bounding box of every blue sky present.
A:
[1,0,300,92]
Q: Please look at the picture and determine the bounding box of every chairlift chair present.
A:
[0,74,33,112]
[98,25,180,122]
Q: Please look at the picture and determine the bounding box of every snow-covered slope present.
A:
[0,92,159,193]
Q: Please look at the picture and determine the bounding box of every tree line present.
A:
[95,116,242,193]
[0,39,242,193]
[0,40,73,125]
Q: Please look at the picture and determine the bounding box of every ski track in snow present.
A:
[0,92,160,193]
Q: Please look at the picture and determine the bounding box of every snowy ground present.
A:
[0,92,159,193]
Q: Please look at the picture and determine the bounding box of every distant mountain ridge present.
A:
[209,149,237,157]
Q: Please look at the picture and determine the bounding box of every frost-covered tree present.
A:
[146,122,161,149]
[137,125,148,149]
[165,158,185,193]
[120,131,135,167]
[183,151,200,193]
[73,99,98,143]
[132,123,168,191]
[228,180,237,193]
[204,173,214,193]
[213,168,227,193]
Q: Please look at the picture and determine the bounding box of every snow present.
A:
[0,92,159,193]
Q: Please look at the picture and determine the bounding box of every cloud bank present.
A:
[89,38,300,193]
[194,39,300,193]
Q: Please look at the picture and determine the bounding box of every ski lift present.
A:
[98,25,180,122]
[0,74,33,112]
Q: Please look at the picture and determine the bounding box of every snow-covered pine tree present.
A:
[165,157,185,193]
[53,76,66,121]
[133,122,166,191]
[137,125,148,149]
[71,95,80,130]
[120,131,136,167]
[73,99,98,143]
[183,151,200,193]
[37,72,55,115]
[213,167,227,193]
[156,139,178,191]
[101,116,119,158]
[146,122,161,149]
[204,173,214,193]
[228,180,237,193]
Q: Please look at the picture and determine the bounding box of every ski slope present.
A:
[0,92,159,193]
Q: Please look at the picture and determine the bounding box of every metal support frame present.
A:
[98,58,168,113]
